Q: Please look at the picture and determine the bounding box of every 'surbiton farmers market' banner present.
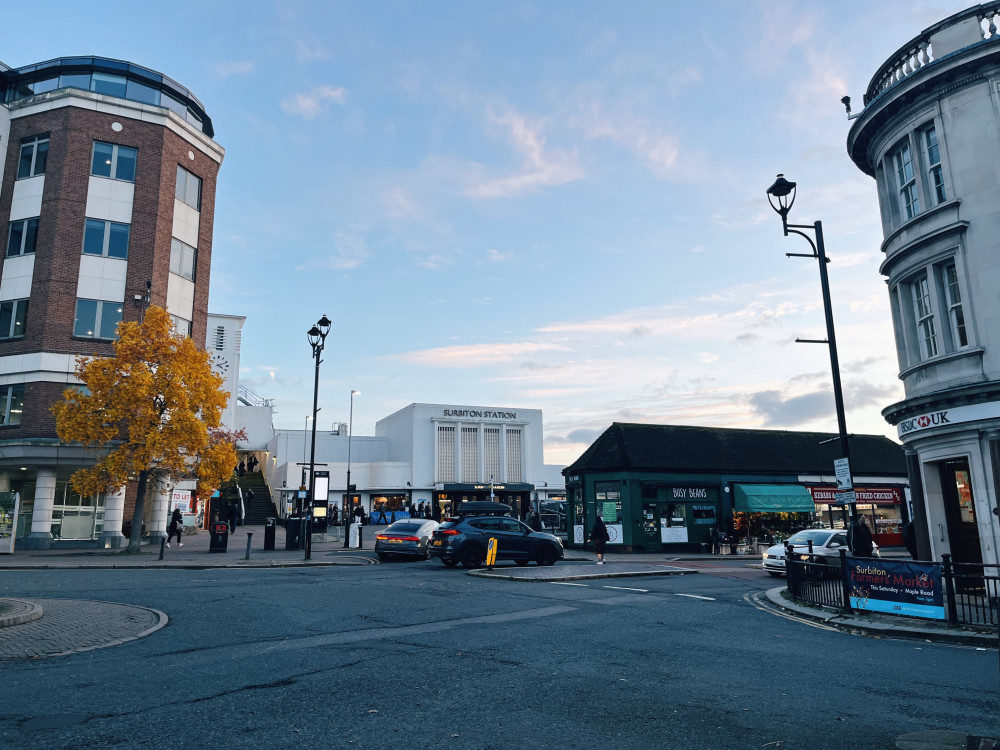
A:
[847,559,944,620]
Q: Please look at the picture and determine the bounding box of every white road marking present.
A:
[550,582,589,587]
[603,586,649,593]
[675,593,715,601]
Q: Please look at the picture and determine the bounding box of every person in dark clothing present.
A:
[529,510,542,532]
[166,507,183,548]
[848,515,874,557]
[352,504,364,525]
[901,521,918,559]
[590,514,611,565]
[228,503,238,534]
[374,502,388,524]
[237,461,245,477]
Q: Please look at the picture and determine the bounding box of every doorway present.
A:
[939,461,982,565]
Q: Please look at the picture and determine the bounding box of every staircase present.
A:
[236,471,277,524]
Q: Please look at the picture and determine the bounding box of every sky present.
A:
[2,0,976,466]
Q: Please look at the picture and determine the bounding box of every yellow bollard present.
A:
[486,537,497,568]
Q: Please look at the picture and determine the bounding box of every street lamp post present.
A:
[344,389,361,548]
[306,315,332,561]
[301,416,311,487]
[766,174,858,536]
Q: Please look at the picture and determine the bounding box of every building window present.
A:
[169,238,196,280]
[83,219,129,259]
[17,135,49,179]
[437,426,455,483]
[0,299,28,339]
[943,263,968,348]
[924,127,946,205]
[912,275,938,358]
[91,142,137,182]
[0,384,24,426]
[461,426,478,483]
[893,140,919,220]
[170,315,191,338]
[90,72,127,98]
[505,428,522,483]
[484,427,501,483]
[7,218,39,257]
[176,166,202,210]
[74,299,123,340]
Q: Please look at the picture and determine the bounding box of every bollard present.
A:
[159,537,166,561]
[486,537,497,568]
[245,532,253,561]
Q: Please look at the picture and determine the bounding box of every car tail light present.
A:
[439,529,459,536]
[376,534,388,540]
[399,536,420,542]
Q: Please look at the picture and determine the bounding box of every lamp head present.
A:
[317,314,332,337]
[351,389,361,397]
[766,173,797,221]
[307,325,321,347]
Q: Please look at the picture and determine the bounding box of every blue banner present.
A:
[847,558,944,620]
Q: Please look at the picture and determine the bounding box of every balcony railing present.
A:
[237,384,275,410]
[864,3,1000,106]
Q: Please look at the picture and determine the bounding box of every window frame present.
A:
[90,141,137,183]
[6,217,39,257]
[911,274,938,359]
[0,384,25,426]
[923,126,946,206]
[942,262,968,349]
[73,299,123,340]
[893,139,920,220]
[17,135,49,179]
[0,299,29,340]
[175,166,202,210]
[169,238,197,281]
[82,219,130,259]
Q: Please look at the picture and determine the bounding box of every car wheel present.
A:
[767,571,783,578]
[377,553,389,562]
[461,546,485,569]
[537,546,558,566]
[515,559,529,566]
[441,556,459,567]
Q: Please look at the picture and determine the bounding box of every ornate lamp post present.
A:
[305,315,332,560]
[765,175,858,535]
[344,389,360,548]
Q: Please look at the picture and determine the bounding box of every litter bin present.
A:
[264,517,276,551]
[209,521,229,553]
[285,517,301,550]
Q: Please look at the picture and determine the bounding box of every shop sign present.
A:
[171,489,192,511]
[897,399,1000,438]
[660,525,688,543]
[847,559,944,620]
[442,408,517,420]
[808,486,902,505]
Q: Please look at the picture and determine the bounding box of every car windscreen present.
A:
[386,522,423,533]
[786,530,833,545]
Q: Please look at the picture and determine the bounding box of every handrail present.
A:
[237,384,275,409]
[863,3,1000,106]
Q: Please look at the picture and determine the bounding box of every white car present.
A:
[761,528,851,577]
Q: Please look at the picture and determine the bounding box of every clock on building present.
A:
[212,351,230,375]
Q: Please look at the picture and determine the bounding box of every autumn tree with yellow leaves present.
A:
[52,306,242,553]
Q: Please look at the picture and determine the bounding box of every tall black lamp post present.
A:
[766,175,858,533]
[306,314,332,560]
[343,389,360,548]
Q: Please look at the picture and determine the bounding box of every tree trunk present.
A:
[126,469,150,553]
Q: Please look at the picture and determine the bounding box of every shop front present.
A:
[437,483,534,521]
[808,486,907,546]
[732,484,815,549]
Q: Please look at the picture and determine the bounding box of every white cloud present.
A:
[393,341,572,367]
[280,86,348,118]
[295,233,370,271]
[214,61,254,78]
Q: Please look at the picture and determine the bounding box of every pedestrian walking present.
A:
[166,507,184,548]
[375,502,388,525]
[352,504,364,525]
[228,502,238,534]
[529,509,542,532]
[590,513,610,564]
[901,520,918,559]
[848,515,874,557]
[237,460,245,477]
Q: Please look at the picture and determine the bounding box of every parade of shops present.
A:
[562,423,909,554]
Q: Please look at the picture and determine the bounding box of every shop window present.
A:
[91,141,137,182]
[7,218,38,257]
[595,481,621,523]
[0,299,29,339]
[17,135,49,179]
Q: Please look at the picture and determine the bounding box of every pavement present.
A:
[1,523,997,748]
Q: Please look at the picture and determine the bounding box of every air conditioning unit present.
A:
[331,422,348,435]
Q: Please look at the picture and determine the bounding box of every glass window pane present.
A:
[99,302,123,339]
[13,300,27,336]
[107,223,129,259]
[74,300,98,337]
[0,302,12,338]
[91,73,127,98]
[115,147,136,182]
[92,142,113,178]
[170,239,182,275]
[125,79,159,105]
[0,388,9,426]
[8,385,23,426]
[24,219,38,254]
[17,143,33,179]
[162,92,187,118]
[59,72,91,91]
[175,166,185,203]
[83,220,106,255]
[32,77,58,95]
[186,174,201,209]
[34,140,48,175]
[7,222,24,256]
[184,246,196,280]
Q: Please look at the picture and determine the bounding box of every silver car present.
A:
[375,519,440,561]
[761,528,850,577]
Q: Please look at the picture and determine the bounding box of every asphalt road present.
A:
[0,559,996,749]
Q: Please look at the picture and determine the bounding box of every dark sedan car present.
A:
[429,515,564,568]
[375,519,439,561]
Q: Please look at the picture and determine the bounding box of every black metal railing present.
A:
[786,546,1000,631]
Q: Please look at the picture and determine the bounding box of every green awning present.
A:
[732,484,814,513]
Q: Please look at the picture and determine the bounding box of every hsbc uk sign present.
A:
[897,400,1000,439]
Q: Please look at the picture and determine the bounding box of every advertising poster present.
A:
[661,524,688,543]
[847,558,944,620]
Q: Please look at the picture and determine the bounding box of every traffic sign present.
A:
[834,458,852,490]
[834,490,857,504]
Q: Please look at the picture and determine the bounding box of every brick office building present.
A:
[0,57,223,548]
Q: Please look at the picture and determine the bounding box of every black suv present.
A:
[429,510,564,568]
